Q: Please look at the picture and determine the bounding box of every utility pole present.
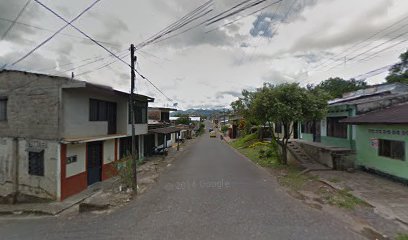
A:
[130,44,138,193]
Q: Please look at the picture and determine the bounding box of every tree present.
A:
[175,115,191,125]
[252,83,329,165]
[315,77,367,99]
[386,49,408,84]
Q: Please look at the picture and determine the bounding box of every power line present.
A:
[135,0,214,50]
[312,13,408,71]
[324,30,408,71]
[33,0,134,71]
[149,0,278,47]
[9,0,102,67]
[75,52,130,77]
[0,17,122,48]
[1,0,31,40]
[358,39,408,62]
[35,48,128,73]
[61,50,128,73]
[205,0,272,26]
[352,64,393,80]
[205,0,283,34]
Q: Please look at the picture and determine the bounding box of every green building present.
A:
[342,103,408,181]
[299,83,408,150]
[295,83,408,170]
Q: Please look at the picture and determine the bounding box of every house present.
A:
[341,102,408,181]
[0,70,154,201]
[296,83,408,169]
[144,107,179,156]
[299,83,408,149]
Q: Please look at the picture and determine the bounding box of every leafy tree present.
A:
[175,115,191,125]
[314,77,367,99]
[386,49,408,84]
[249,83,329,165]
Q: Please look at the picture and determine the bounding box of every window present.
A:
[129,100,147,124]
[379,139,405,161]
[301,121,314,134]
[89,99,116,121]
[0,98,7,121]
[275,122,282,134]
[327,117,347,138]
[161,112,170,122]
[28,151,44,176]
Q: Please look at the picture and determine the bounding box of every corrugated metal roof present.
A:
[341,103,408,124]
[149,127,181,134]
[329,92,408,107]
[328,83,408,105]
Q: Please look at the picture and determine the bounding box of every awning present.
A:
[149,127,181,134]
[61,134,128,144]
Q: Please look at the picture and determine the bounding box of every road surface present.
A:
[0,124,364,239]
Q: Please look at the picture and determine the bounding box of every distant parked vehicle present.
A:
[209,131,216,138]
[208,128,213,132]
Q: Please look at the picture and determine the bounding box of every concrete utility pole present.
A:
[130,44,138,192]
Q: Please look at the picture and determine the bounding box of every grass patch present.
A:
[396,234,408,240]
[319,188,366,209]
[278,165,319,191]
[328,177,341,183]
[232,136,280,168]
[230,133,258,149]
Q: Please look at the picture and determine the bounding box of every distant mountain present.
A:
[171,108,229,118]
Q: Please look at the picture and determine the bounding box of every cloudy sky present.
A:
[1,0,408,109]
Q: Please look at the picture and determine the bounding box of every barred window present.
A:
[0,98,7,121]
[379,139,405,161]
[327,117,347,138]
[28,151,44,176]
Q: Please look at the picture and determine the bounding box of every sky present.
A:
[1,0,408,109]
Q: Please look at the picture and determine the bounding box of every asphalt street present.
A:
[0,124,365,239]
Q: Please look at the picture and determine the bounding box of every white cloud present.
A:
[1,0,408,109]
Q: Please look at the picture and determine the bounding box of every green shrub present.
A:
[231,133,258,148]
[221,125,229,133]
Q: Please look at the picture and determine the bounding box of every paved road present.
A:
[0,126,364,239]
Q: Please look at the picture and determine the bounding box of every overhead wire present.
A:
[205,0,283,34]
[312,13,408,71]
[323,29,408,72]
[205,0,271,26]
[1,0,31,40]
[135,0,214,50]
[9,0,102,67]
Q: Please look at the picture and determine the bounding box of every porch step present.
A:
[287,141,330,171]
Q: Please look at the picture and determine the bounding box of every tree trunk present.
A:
[281,143,288,165]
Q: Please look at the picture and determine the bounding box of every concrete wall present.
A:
[66,144,86,178]
[0,71,67,140]
[0,137,59,200]
[103,139,115,164]
[62,88,128,138]
[298,141,355,170]
[126,124,148,136]
[0,137,14,199]
[356,125,408,180]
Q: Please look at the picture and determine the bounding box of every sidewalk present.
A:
[312,170,408,225]
[0,180,103,215]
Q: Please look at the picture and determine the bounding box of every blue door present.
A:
[87,142,103,186]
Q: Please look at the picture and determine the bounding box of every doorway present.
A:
[87,141,103,186]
